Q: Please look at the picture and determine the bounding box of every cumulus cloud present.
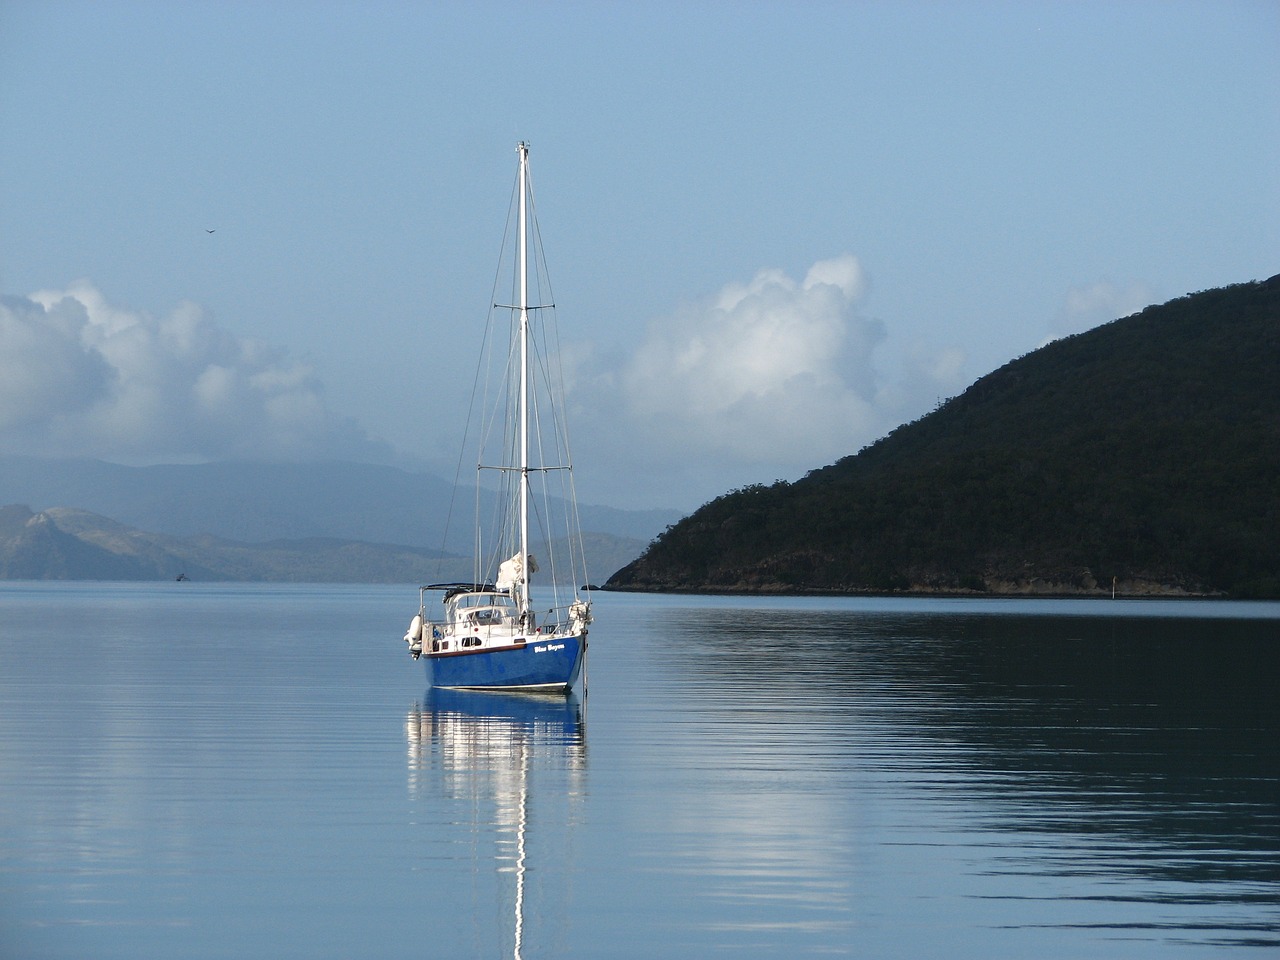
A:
[0,293,114,431]
[579,255,962,506]
[0,281,387,462]
[618,255,883,464]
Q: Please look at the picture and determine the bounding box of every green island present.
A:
[607,275,1280,598]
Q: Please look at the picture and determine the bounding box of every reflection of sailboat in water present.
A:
[406,689,586,958]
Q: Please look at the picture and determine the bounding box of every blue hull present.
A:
[427,634,585,692]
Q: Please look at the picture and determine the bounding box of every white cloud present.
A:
[0,293,114,431]
[578,255,964,507]
[618,255,883,464]
[0,281,388,462]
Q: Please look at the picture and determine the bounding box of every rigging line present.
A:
[528,313,589,595]
[524,480,573,614]
[528,397,566,604]
[524,487,556,607]
[525,164,555,304]
[434,165,522,583]
[509,150,588,600]
[520,317,587,600]
[479,311,520,476]
[523,448,582,609]
[472,168,531,583]
[478,343,518,583]
[523,192,587,595]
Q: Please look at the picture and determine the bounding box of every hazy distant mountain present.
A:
[0,458,677,550]
[0,505,150,580]
[608,276,1280,598]
[0,459,671,582]
[0,505,645,583]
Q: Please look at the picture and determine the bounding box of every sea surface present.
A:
[1,583,1277,959]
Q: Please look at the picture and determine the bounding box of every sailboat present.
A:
[403,142,592,693]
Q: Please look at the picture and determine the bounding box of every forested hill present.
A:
[607,275,1280,598]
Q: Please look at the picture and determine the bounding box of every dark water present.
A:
[1,584,1277,958]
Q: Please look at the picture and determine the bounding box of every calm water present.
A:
[1,584,1277,959]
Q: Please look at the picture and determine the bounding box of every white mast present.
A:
[517,141,531,620]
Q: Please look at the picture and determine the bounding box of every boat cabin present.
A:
[446,590,521,630]
[410,584,538,656]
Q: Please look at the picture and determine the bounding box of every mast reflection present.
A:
[406,689,586,959]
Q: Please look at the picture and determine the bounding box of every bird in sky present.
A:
[205,229,216,234]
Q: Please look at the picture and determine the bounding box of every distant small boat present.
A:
[402,142,592,694]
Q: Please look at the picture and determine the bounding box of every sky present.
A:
[1,0,1277,512]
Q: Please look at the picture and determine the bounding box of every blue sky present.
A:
[1,0,1276,510]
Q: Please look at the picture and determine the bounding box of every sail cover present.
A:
[496,552,538,591]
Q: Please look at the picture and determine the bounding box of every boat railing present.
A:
[416,585,589,639]
[538,597,593,636]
